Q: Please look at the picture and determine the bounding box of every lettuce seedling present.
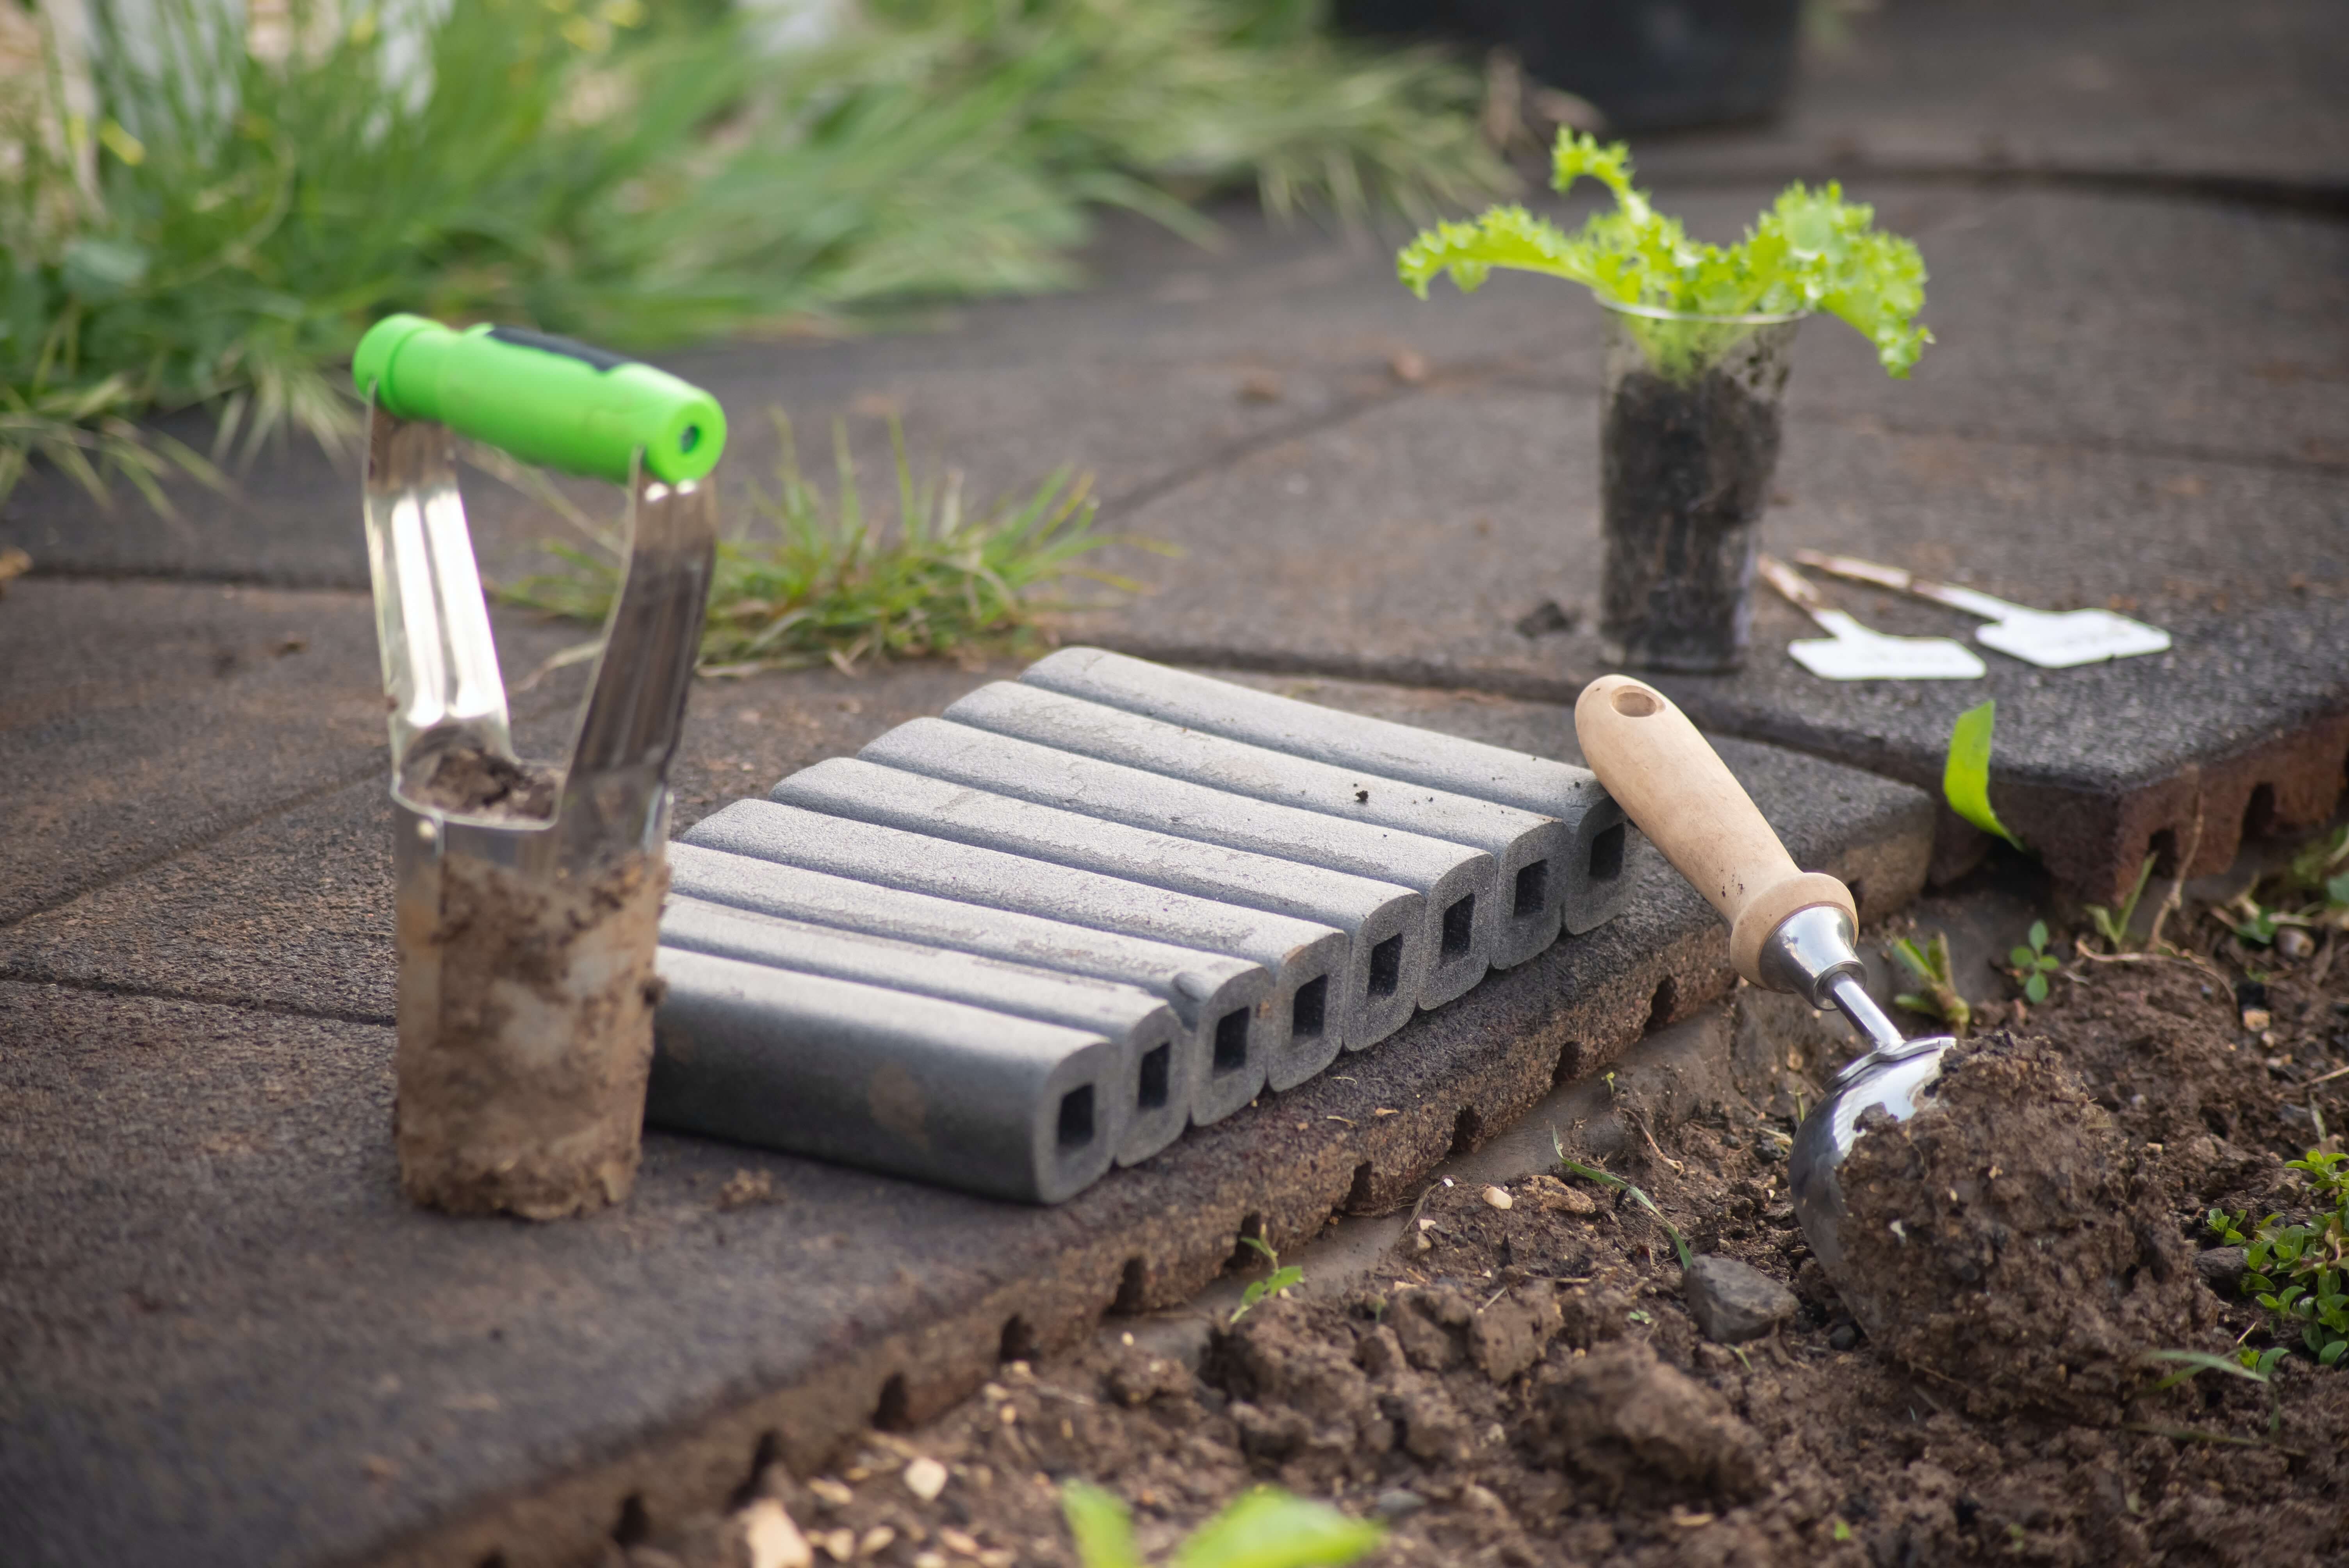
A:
[1062,1481,1381,1568]
[1397,132,1932,381]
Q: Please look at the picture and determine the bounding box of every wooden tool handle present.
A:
[1574,675,1854,990]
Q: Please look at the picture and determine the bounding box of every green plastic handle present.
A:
[353,314,726,485]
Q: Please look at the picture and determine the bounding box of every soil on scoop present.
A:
[1836,1032,2216,1424]
[1598,359,1782,673]
[395,847,667,1219]
[403,743,561,820]
[625,922,2349,1568]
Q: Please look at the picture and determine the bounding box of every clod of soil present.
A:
[1528,1339,1763,1504]
[1838,1032,2217,1423]
[394,847,667,1219]
[1598,345,1788,672]
[403,744,561,820]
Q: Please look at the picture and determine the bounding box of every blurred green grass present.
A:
[496,410,1166,673]
[0,0,1510,506]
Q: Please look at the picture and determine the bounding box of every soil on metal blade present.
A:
[622,932,2349,1568]
[1837,1032,2216,1424]
[395,848,666,1219]
[404,744,561,820]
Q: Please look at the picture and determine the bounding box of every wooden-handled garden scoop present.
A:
[1575,674,1950,1325]
[355,315,725,1220]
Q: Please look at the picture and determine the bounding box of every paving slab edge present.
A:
[358,805,1929,1568]
[1098,643,2349,906]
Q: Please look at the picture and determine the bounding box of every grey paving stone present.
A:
[0,580,401,928]
[1636,0,2349,194]
[0,579,606,930]
[0,725,1930,1568]
[1085,380,2349,901]
[0,654,1005,1017]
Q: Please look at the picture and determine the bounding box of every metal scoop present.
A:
[1575,674,1950,1331]
[1792,550,2170,669]
[356,314,724,1218]
[1758,554,1986,681]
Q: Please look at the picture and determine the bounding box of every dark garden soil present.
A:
[625,898,2349,1568]
[1598,355,1784,673]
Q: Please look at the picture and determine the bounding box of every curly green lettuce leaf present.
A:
[1763,184,1933,376]
[1397,131,1932,379]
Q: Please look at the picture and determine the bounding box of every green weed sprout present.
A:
[2217,824,2349,948]
[1890,930,1971,1035]
[1553,1131,1692,1270]
[2006,921,2061,1005]
[2085,855,2158,953]
[2209,1150,2349,1369]
[1062,1481,1381,1568]
[1396,131,1931,382]
[500,412,1157,674]
[2139,1347,2285,1440]
[1942,700,2020,848]
[2289,825,2349,909]
[1229,1235,1303,1325]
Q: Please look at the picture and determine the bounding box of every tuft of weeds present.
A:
[2138,1349,2284,1436]
[1229,1235,1304,1324]
[1063,1479,1381,1568]
[2215,824,2349,951]
[2206,1148,2349,1369]
[498,412,1163,674]
[2005,920,2061,1005]
[2085,853,2158,953]
[2,0,1508,509]
[0,375,228,515]
[1553,1130,1691,1270]
[1890,929,1971,1035]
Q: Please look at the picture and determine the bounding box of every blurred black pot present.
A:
[1333,0,1804,133]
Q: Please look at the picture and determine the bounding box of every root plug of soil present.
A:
[1597,339,1788,673]
[1837,1032,2215,1423]
[394,846,667,1220]
[612,934,2349,1568]
[404,744,561,821]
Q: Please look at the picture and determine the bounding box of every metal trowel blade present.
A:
[1788,613,1988,681]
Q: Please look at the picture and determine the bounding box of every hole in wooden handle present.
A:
[1611,687,1661,717]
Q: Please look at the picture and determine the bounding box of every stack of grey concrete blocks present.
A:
[649,648,1632,1204]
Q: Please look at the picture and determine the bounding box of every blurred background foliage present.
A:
[0,0,1512,503]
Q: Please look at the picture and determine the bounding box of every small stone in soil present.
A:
[902,1456,947,1501]
[1827,1320,1859,1351]
[1373,1488,1427,1519]
[2194,1246,2248,1295]
[1682,1255,1799,1343]
[1482,1184,1513,1210]
[738,1498,812,1568]
[1518,1173,1597,1215]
